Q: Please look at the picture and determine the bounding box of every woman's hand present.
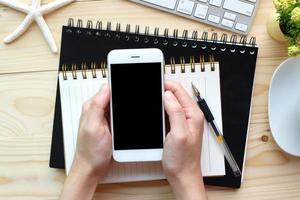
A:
[60,84,112,200]
[162,81,207,200]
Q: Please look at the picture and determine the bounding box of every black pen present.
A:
[191,83,242,177]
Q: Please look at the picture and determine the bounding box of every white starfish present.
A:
[0,0,75,53]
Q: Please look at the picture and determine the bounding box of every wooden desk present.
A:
[0,0,299,199]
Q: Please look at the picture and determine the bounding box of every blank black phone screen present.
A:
[110,62,164,150]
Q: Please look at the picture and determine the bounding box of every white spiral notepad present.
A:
[59,57,225,183]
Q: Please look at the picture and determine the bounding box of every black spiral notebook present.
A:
[50,19,258,188]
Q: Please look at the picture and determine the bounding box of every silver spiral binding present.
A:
[230,35,237,53]
[201,32,208,49]
[95,21,102,36]
[182,30,188,48]
[163,28,168,45]
[68,18,74,27]
[210,32,218,51]
[105,22,111,37]
[125,24,130,41]
[172,29,178,47]
[154,27,159,44]
[86,20,93,35]
[191,31,198,49]
[220,33,227,52]
[66,19,257,52]
[76,19,83,34]
[144,26,150,43]
[167,55,216,74]
[134,25,140,42]
[62,62,108,80]
[115,23,121,40]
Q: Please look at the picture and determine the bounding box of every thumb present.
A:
[164,91,188,135]
[89,84,110,120]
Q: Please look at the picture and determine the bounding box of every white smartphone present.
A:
[107,48,165,162]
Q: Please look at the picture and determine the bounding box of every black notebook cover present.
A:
[50,19,258,188]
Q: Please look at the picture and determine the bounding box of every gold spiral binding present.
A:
[71,64,77,79]
[170,57,176,74]
[166,55,216,73]
[81,63,87,79]
[190,56,195,72]
[61,62,108,80]
[200,55,205,72]
[62,64,68,80]
[62,55,217,81]
[91,62,97,78]
[209,55,215,71]
[101,61,107,78]
[180,56,185,73]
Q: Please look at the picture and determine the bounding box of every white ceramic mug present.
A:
[296,95,300,123]
[269,58,300,157]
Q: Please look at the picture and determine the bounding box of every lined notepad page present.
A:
[59,62,225,183]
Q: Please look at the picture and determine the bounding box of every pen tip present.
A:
[191,82,200,97]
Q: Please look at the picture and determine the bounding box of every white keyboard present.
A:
[130,0,260,34]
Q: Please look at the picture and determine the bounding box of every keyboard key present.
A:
[223,0,254,17]
[142,0,177,10]
[194,4,209,19]
[177,0,195,15]
[221,18,234,28]
[209,0,223,7]
[208,14,220,24]
[235,22,248,32]
[224,12,236,21]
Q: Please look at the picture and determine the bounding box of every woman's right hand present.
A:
[162,81,207,200]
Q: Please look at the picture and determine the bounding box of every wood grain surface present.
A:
[0,0,299,199]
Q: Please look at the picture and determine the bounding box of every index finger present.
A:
[165,81,199,112]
